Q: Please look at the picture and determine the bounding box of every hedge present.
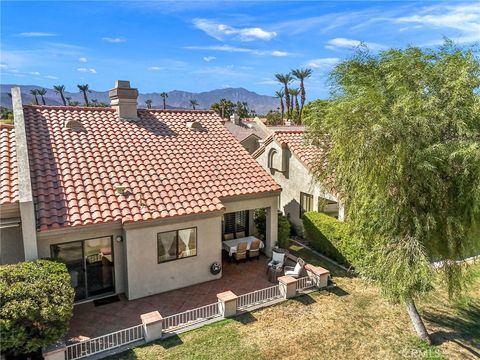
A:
[302,212,359,267]
[0,259,74,355]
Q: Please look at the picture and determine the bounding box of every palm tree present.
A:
[190,99,199,110]
[30,89,39,105]
[289,88,300,123]
[37,88,47,105]
[53,85,67,106]
[65,96,71,105]
[291,68,312,122]
[275,89,285,120]
[160,92,168,109]
[77,84,90,106]
[275,73,293,119]
[145,99,152,109]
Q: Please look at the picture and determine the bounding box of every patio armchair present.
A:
[235,231,246,239]
[233,241,248,263]
[224,233,234,241]
[248,239,261,260]
[267,248,287,271]
[284,258,305,279]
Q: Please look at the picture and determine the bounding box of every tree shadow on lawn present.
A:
[293,293,317,305]
[423,302,480,358]
[233,312,257,325]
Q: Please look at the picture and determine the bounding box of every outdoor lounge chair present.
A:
[267,248,287,271]
[234,241,248,263]
[284,258,305,279]
[248,239,261,260]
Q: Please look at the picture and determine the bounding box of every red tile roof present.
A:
[0,124,19,205]
[22,106,281,231]
[273,131,326,171]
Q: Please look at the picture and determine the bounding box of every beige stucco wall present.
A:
[256,142,343,231]
[37,224,126,295]
[123,214,222,300]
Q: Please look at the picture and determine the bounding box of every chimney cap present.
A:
[115,80,132,88]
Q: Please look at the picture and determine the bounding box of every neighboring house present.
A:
[224,115,268,154]
[0,81,281,302]
[253,130,344,231]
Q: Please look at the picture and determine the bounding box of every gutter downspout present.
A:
[12,87,38,260]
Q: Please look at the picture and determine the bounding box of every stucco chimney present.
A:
[230,114,240,125]
[109,80,138,120]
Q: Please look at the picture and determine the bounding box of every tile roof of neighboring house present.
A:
[22,106,281,231]
[224,120,268,143]
[253,129,330,174]
[0,124,19,205]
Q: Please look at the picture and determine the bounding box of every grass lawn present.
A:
[108,243,479,360]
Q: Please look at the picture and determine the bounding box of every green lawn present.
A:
[108,244,479,360]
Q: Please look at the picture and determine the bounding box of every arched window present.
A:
[267,148,277,169]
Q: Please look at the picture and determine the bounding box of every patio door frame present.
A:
[50,236,115,302]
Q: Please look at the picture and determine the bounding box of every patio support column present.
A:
[278,275,297,299]
[217,290,238,317]
[141,311,163,342]
[305,264,330,288]
[42,342,66,360]
[265,203,278,256]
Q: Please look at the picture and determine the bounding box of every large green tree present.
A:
[0,260,74,355]
[305,42,480,344]
[211,98,235,119]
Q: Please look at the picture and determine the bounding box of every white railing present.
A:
[162,302,221,332]
[296,276,314,291]
[237,285,282,310]
[66,324,144,360]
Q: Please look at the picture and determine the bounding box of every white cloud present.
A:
[102,37,126,43]
[147,66,162,71]
[77,67,97,74]
[326,37,385,50]
[185,45,289,57]
[305,57,340,69]
[396,3,480,44]
[270,50,288,57]
[78,57,88,63]
[29,71,41,75]
[44,75,59,79]
[203,56,216,62]
[0,64,7,69]
[18,32,56,37]
[193,18,276,41]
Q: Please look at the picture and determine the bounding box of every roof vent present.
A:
[114,185,127,195]
[187,121,202,130]
[64,119,83,130]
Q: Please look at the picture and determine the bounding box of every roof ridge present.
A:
[141,109,215,114]
[24,105,115,111]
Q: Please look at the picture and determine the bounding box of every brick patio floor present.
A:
[67,255,273,341]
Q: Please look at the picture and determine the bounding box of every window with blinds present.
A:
[223,211,248,239]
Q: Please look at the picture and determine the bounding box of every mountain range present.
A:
[0,85,278,114]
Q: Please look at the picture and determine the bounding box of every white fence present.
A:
[66,324,144,360]
[163,302,222,332]
[237,285,282,310]
[296,276,314,291]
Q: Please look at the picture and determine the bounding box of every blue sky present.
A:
[1,1,479,99]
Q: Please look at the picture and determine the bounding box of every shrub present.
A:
[254,209,291,248]
[302,212,361,267]
[0,259,74,355]
[278,213,291,248]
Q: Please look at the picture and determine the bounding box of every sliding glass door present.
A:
[51,237,114,301]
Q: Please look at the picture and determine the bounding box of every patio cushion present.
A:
[268,251,285,268]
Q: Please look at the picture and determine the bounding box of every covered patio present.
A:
[67,254,276,341]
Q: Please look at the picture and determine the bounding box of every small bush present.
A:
[302,212,361,267]
[0,259,74,355]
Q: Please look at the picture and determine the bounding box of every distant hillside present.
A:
[0,85,278,114]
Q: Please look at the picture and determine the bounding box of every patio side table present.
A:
[267,265,283,283]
